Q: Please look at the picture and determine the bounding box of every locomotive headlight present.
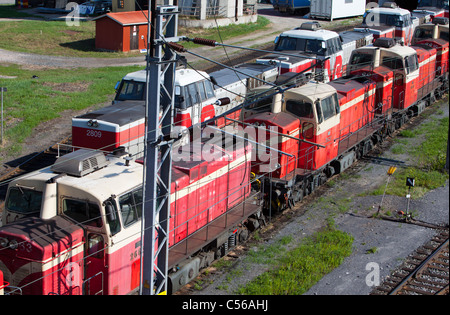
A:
[0,237,8,248]
[87,120,99,128]
[8,239,18,250]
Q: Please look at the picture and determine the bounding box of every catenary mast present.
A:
[140,1,180,295]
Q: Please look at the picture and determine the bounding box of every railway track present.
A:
[370,229,449,295]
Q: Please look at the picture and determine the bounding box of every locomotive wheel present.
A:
[387,121,396,137]
[292,184,304,204]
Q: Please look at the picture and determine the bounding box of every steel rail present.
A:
[389,238,449,295]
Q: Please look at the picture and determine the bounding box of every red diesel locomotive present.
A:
[242,35,448,211]
[0,136,261,295]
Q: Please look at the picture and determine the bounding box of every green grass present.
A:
[0,64,141,157]
[237,227,354,295]
[369,109,449,199]
[411,117,449,171]
[0,19,125,58]
[246,235,293,265]
[370,167,448,200]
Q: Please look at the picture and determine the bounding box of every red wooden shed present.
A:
[95,10,149,52]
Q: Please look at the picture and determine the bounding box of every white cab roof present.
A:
[368,7,411,16]
[122,69,209,86]
[280,29,339,41]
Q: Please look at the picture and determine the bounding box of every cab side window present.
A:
[119,187,143,227]
[321,95,337,121]
[185,83,200,107]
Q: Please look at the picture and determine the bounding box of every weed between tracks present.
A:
[237,226,354,295]
[367,102,449,200]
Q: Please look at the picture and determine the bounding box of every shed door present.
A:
[130,25,139,50]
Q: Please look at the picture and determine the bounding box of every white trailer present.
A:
[310,0,366,21]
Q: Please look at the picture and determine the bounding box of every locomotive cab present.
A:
[245,82,341,175]
[1,149,142,295]
[257,22,344,82]
[283,84,340,171]
[412,19,449,45]
[362,4,414,45]
[348,39,420,112]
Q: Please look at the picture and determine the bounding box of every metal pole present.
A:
[445,121,449,172]
[140,3,179,296]
[1,87,3,145]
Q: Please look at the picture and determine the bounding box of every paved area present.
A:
[306,184,449,295]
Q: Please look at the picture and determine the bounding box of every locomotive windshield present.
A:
[62,198,103,228]
[350,52,374,70]
[275,36,327,56]
[175,80,215,109]
[418,0,449,8]
[115,80,145,101]
[363,13,411,28]
[382,56,404,70]
[414,27,434,41]
[286,99,314,119]
[6,187,42,215]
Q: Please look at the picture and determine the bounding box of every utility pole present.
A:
[1,87,6,145]
[140,3,180,295]
[445,122,449,172]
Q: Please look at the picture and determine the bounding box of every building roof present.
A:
[94,10,150,26]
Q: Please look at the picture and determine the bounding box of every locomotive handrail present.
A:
[209,126,294,159]
[3,285,22,295]
[225,117,326,148]
[187,37,322,61]
[0,281,9,290]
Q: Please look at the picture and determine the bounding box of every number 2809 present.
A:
[87,129,102,138]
